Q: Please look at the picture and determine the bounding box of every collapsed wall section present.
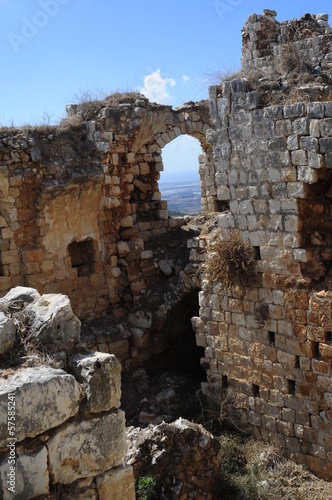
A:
[242,9,331,73]
[0,97,214,321]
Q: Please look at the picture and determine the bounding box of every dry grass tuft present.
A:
[204,230,256,295]
[205,66,242,87]
[282,87,311,105]
[70,88,138,120]
[280,42,312,77]
[217,435,332,500]
[0,300,57,375]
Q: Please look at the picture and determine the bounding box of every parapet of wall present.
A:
[199,56,332,478]
[0,287,135,499]
[242,10,331,72]
[0,95,214,320]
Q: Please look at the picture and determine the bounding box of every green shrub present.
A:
[135,476,158,500]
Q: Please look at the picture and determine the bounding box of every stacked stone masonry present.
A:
[1,9,332,484]
[193,11,332,481]
[0,287,135,499]
[242,9,332,72]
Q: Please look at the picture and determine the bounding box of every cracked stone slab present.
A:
[47,410,126,484]
[0,366,80,445]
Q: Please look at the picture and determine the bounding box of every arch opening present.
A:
[160,135,202,216]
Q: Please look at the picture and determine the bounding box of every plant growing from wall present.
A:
[203,230,256,295]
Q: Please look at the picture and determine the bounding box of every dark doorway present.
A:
[146,290,205,376]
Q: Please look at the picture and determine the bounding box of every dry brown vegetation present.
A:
[0,300,57,376]
[69,88,138,121]
[203,230,257,295]
[217,434,332,499]
[211,40,332,108]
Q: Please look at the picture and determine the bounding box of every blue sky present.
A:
[1,0,331,182]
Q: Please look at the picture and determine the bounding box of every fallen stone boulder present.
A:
[126,418,221,499]
[24,293,81,353]
[0,286,40,308]
[47,410,126,484]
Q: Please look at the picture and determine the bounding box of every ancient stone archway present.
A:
[130,102,217,215]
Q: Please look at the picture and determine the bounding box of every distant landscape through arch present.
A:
[160,135,202,216]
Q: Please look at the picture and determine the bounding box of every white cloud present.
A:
[182,75,190,83]
[140,70,176,104]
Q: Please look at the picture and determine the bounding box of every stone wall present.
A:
[242,9,331,72]
[2,8,332,484]
[0,287,135,499]
[195,11,332,480]
[0,97,214,321]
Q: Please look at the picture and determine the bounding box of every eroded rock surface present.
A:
[0,366,80,445]
[126,418,221,499]
[68,351,121,414]
[25,293,81,353]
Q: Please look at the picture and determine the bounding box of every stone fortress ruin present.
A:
[1,8,332,498]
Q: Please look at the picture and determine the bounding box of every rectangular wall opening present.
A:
[287,380,296,395]
[268,331,275,346]
[253,246,261,260]
[252,384,260,398]
[325,332,332,344]
[312,341,320,359]
[68,239,96,277]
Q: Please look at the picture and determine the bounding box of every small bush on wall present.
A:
[204,230,257,295]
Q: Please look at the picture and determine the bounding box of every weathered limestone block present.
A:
[96,465,135,500]
[47,410,126,484]
[0,446,49,500]
[24,294,81,352]
[68,351,121,414]
[0,312,16,356]
[0,367,80,445]
[0,286,40,306]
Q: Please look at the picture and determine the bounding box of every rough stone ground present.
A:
[122,368,332,500]
[121,368,205,428]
